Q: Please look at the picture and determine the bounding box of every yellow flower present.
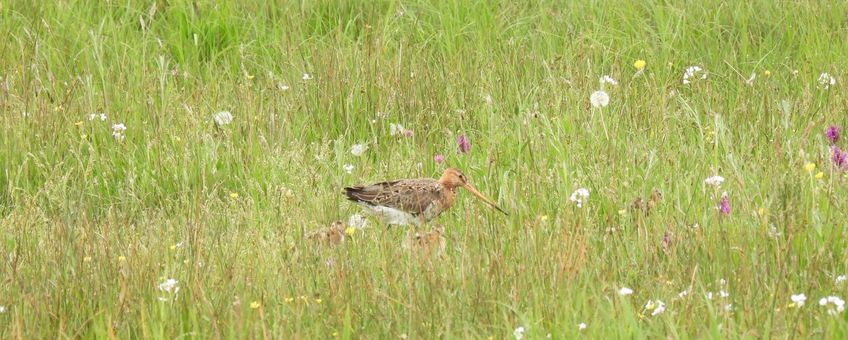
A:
[618,209,627,215]
[284,297,294,303]
[83,256,92,262]
[80,134,87,139]
[757,208,766,216]
[815,172,824,180]
[74,121,84,126]
[250,301,261,309]
[539,215,549,221]
[315,298,323,304]
[332,332,338,337]
[229,192,239,199]
[118,256,126,262]
[345,227,356,236]
[633,59,646,70]
[764,70,771,77]
[804,162,816,172]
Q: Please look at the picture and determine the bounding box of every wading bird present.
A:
[343,168,507,228]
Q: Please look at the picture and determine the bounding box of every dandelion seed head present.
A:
[213,111,233,126]
[590,90,610,108]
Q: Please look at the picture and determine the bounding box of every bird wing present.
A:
[344,179,442,216]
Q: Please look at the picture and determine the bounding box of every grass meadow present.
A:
[2,0,848,338]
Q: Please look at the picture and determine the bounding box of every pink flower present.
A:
[457,135,470,154]
[434,154,445,163]
[403,129,414,137]
[718,192,731,216]
[826,125,840,144]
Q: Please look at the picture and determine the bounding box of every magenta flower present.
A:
[457,135,470,154]
[826,125,840,144]
[718,192,730,216]
[434,154,445,164]
[832,145,848,170]
[403,129,414,137]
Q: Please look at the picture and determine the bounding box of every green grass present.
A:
[1,0,848,338]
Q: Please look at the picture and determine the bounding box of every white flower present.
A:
[111,123,127,141]
[569,188,590,208]
[390,123,406,136]
[719,290,730,298]
[745,72,756,86]
[158,278,178,292]
[302,73,313,80]
[0,305,5,313]
[277,83,290,91]
[791,293,807,307]
[589,90,609,108]
[213,111,233,126]
[818,72,836,89]
[513,326,525,340]
[21,111,30,118]
[704,175,725,187]
[719,278,727,285]
[88,113,107,121]
[677,289,689,299]
[484,94,493,105]
[350,143,367,156]
[819,296,846,315]
[836,275,847,285]
[343,164,354,174]
[705,292,714,300]
[682,65,707,85]
[348,214,368,229]
[599,75,618,86]
[618,287,634,296]
[647,300,666,316]
[723,304,733,312]
[577,322,587,330]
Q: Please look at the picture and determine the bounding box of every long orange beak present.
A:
[463,183,509,216]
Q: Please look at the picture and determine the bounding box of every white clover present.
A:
[350,143,367,156]
[682,66,707,85]
[213,111,233,127]
[302,73,313,80]
[589,90,609,108]
[343,164,354,174]
[791,293,807,307]
[599,75,618,86]
[819,296,846,315]
[618,287,634,296]
[569,188,590,208]
[348,214,368,229]
[513,326,525,340]
[577,322,587,331]
[818,72,836,89]
[704,175,725,187]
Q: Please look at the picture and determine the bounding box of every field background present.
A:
[2,0,848,338]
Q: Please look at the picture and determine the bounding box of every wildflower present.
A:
[348,214,368,229]
[618,287,634,296]
[250,301,261,309]
[677,289,689,299]
[815,172,824,180]
[0,306,5,313]
[513,326,526,340]
[213,111,233,127]
[277,83,290,91]
[764,70,771,77]
[345,227,356,236]
[633,60,646,70]
[831,146,848,170]
[22,111,30,118]
[719,278,727,285]
[644,299,666,316]
[826,125,840,144]
[83,256,92,262]
[804,162,816,172]
[284,297,294,303]
[819,296,846,315]
[111,123,126,140]
[403,130,413,137]
[578,322,587,330]
[589,90,610,108]
[599,75,618,86]
[718,192,731,216]
[618,209,627,215]
[87,113,107,121]
[159,279,180,294]
[118,255,126,262]
[343,164,354,174]
[719,290,730,298]
[434,154,445,164]
[706,292,714,300]
[818,72,836,89]
[457,135,470,154]
[569,188,590,208]
[704,175,725,187]
[315,298,323,304]
[745,72,756,86]
[351,143,367,156]
[389,123,406,136]
[229,192,239,199]
[302,73,313,80]
[836,275,847,285]
[791,293,807,307]
[682,66,707,84]
[723,304,733,312]
[484,94,493,105]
